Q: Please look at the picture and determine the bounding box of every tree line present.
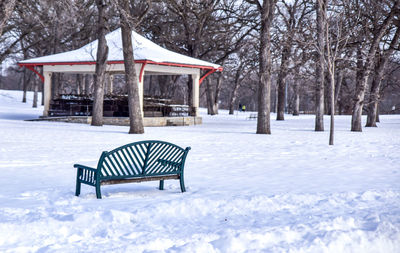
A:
[0,0,399,141]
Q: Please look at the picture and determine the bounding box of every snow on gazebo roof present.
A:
[19,28,221,70]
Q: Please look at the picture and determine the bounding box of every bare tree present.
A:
[322,0,351,145]
[351,0,399,132]
[117,0,151,134]
[0,0,16,37]
[275,0,310,120]
[314,0,326,131]
[366,25,400,127]
[245,0,277,134]
[91,0,109,126]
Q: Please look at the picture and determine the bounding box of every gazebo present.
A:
[18,28,222,126]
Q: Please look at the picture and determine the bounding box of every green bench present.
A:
[74,140,191,199]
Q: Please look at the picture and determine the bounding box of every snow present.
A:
[19,29,221,69]
[0,89,399,252]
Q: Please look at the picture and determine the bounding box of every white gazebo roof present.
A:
[19,28,221,70]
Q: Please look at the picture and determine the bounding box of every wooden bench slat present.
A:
[100,175,179,185]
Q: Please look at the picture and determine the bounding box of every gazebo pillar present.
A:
[191,73,200,117]
[136,64,144,116]
[43,71,53,117]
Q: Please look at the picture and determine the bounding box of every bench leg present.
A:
[179,174,186,192]
[159,180,164,190]
[75,169,82,197]
[75,180,81,196]
[95,183,102,199]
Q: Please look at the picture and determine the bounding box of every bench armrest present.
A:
[74,164,97,173]
[75,164,98,185]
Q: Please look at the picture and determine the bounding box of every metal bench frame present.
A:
[74,140,190,199]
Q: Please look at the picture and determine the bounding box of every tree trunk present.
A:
[292,82,300,116]
[315,0,326,131]
[328,68,335,145]
[22,68,27,103]
[351,1,399,131]
[376,105,380,122]
[32,79,38,108]
[276,46,290,120]
[212,73,223,115]
[91,0,109,126]
[187,75,193,114]
[334,69,343,111]
[206,79,216,115]
[84,74,90,96]
[120,0,144,134]
[229,67,243,115]
[366,26,400,127]
[257,1,276,135]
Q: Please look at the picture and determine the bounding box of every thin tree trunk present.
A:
[257,0,277,135]
[315,0,326,131]
[22,68,27,103]
[276,46,290,120]
[334,69,343,110]
[120,0,144,134]
[229,66,243,115]
[376,105,380,122]
[76,74,81,95]
[329,69,335,145]
[212,73,223,115]
[91,0,109,126]
[187,75,193,114]
[32,79,38,108]
[293,82,300,116]
[205,79,215,115]
[84,74,90,96]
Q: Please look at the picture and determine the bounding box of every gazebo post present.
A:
[43,71,53,117]
[137,64,144,117]
[191,73,200,117]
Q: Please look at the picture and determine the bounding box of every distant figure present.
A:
[239,104,242,112]
[242,105,246,112]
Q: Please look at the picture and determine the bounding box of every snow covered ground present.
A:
[0,89,399,252]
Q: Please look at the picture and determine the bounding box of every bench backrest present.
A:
[97,140,190,179]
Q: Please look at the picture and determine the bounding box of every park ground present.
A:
[0,89,399,252]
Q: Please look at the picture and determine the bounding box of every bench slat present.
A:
[131,145,146,169]
[135,144,147,165]
[110,153,125,177]
[102,157,115,177]
[115,151,131,176]
[100,174,179,185]
[146,144,182,174]
[119,148,137,175]
[126,146,142,174]
[145,143,175,174]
